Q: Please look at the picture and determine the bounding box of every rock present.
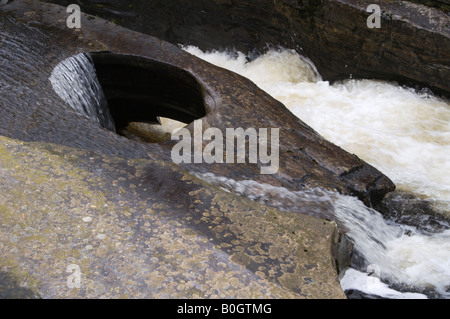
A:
[0,270,39,299]
[0,0,401,298]
[0,135,346,298]
[0,0,395,208]
[344,289,386,299]
[44,0,450,97]
[377,191,450,234]
[408,0,450,12]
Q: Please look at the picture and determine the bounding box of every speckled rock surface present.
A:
[0,135,346,298]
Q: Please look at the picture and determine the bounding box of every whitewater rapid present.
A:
[183,46,450,298]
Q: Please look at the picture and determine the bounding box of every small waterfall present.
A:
[49,53,116,131]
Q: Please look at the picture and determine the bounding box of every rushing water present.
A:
[49,53,116,131]
[182,46,450,298]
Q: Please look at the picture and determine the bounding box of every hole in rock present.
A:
[90,52,206,143]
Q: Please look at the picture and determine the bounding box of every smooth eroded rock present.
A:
[0,0,395,207]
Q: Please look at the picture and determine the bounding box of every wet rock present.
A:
[377,191,450,234]
[0,0,394,206]
[43,0,450,97]
[344,289,385,299]
[408,0,450,12]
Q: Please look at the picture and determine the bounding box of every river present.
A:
[182,46,450,299]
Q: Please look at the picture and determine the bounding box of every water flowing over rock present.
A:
[0,0,407,298]
[49,53,116,131]
[1,0,395,204]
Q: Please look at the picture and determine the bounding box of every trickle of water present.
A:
[49,53,116,131]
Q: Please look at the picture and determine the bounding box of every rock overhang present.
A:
[0,0,395,205]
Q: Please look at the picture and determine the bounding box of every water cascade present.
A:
[49,53,116,132]
[46,46,450,298]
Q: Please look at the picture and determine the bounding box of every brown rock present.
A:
[46,0,449,96]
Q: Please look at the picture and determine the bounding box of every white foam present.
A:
[340,268,428,299]
[333,192,450,297]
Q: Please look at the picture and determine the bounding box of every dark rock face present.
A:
[409,0,450,11]
[377,191,450,234]
[43,0,450,97]
[0,0,394,208]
